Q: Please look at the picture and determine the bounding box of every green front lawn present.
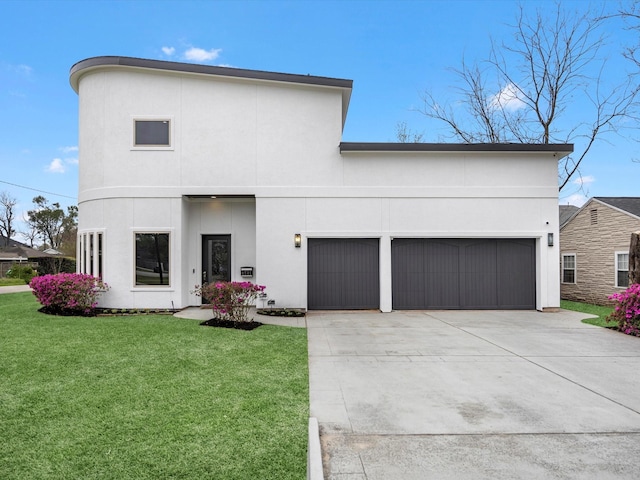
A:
[561,299,614,328]
[0,292,309,479]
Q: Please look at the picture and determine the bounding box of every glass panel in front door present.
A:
[202,235,230,284]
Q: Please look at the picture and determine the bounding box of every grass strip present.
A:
[0,292,308,479]
[561,299,614,328]
[0,278,28,286]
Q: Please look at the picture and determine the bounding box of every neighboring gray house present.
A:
[560,197,640,305]
[0,236,53,277]
[559,205,579,228]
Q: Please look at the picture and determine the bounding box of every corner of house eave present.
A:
[555,144,574,160]
[69,70,80,94]
[340,87,353,132]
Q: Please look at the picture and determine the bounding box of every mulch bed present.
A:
[38,306,96,317]
[200,318,263,330]
[256,308,305,317]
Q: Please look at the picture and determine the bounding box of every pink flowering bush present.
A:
[30,273,110,316]
[607,283,640,336]
[193,281,266,323]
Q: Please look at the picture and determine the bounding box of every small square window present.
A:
[134,120,170,147]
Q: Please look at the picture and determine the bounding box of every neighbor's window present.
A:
[562,254,576,284]
[616,252,629,288]
[135,233,170,286]
[134,119,171,147]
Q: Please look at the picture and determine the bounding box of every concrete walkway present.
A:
[0,284,31,294]
[308,310,640,479]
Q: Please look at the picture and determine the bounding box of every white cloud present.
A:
[573,175,595,187]
[562,193,588,207]
[184,47,222,62]
[46,158,65,173]
[8,63,33,77]
[60,145,78,154]
[162,46,176,56]
[490,83,526,111]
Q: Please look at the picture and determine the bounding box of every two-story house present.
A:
[70,56,571,312]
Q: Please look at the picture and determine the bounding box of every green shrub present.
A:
[6,265,36,283]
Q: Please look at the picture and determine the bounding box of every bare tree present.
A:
[417,2,639,190]
[395,121,424,143]
[0,191,18,246]
[605,1,640,67]
[19,217,39,248]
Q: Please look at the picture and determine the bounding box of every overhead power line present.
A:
[0,179,77,200]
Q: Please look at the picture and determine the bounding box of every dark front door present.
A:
[202,235,231,285]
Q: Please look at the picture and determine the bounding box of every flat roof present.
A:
[339,142,574,154]
[69,56,353,93]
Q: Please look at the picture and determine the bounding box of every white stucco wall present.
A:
[255,151,560,311]
[74,60,562,311]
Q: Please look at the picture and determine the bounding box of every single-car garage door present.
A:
[308,238,379,310]
[392,238,535,310]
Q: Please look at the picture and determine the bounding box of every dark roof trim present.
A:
[70,56,353,92]
[340,142,574,153]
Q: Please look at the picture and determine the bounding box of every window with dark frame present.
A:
[135,233,170,286]
[134,120,170,147]
[562,254,576,283]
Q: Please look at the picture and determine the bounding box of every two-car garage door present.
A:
[391,238,536,310]
[308,238,536,310]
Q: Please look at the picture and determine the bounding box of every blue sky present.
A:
[1,0,638,240]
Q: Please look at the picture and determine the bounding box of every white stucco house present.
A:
[70,56,571,312]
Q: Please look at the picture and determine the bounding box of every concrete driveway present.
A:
[307,310,640,479]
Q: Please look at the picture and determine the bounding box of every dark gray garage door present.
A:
[308,238,379,310]
[392,238,535,310]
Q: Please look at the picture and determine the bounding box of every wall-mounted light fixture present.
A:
[294,233,302,248]
[547,233,554,247]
